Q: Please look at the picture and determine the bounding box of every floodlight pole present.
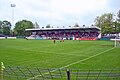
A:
[11,4,16,30]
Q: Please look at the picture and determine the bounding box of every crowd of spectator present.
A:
[0,34,5,37]
[31,31,99,39]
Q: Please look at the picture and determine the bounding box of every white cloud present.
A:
[0,0,119,28]
[51,0,106,14]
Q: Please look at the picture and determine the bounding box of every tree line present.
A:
[0,10,120,36]
[94,10,120,34]
[0,20,39,36]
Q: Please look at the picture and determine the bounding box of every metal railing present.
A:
[1,66,120,80]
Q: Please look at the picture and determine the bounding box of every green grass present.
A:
[0,39,120,69]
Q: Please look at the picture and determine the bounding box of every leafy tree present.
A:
[1,20,11,35]
[94,13,114,34]
[0,21,2,34]
[46,24,51,28]
[116,22,120,32]
[34,22,39,28]
[117,10,120,22]
[0,21,2,28]
[116,10,120,32]
[74,23,80,27]
[14,20,34,36]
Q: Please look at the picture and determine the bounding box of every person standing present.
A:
[53,38,56,44]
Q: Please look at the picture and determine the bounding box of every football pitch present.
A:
[0,39,120,69]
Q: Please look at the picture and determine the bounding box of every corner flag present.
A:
[1,62,5,70]
[0,62,5,80]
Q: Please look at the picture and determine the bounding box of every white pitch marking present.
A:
[27,47,115,80]
[59,47,115,69]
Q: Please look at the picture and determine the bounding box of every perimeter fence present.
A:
[1,66,120,80]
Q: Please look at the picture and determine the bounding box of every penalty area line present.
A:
[27,47,115,80]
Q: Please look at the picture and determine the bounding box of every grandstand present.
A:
[25,26,100,40]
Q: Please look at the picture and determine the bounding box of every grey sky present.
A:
[0,0,120,28]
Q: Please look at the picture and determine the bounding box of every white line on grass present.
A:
[27,47,115,80]
[59,47,115,69]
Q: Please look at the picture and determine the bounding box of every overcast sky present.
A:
[0,0,120,28]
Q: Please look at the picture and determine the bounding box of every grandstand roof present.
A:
[25,26,100,31]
